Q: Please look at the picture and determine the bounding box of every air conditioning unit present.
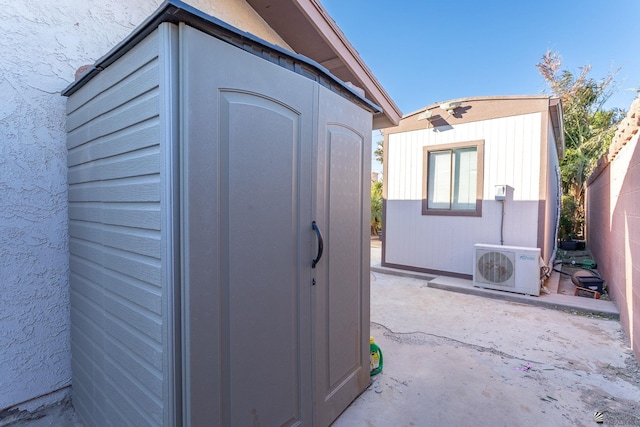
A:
[473,244,542,296]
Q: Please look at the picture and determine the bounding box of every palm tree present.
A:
[537,51,624,240]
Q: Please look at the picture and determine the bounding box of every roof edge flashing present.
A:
[61,0,380,113]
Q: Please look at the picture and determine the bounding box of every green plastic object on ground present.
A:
[370,336,383,375]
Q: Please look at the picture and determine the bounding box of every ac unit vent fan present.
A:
[477,251,514,284]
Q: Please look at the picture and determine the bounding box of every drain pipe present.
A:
[542,165,562,284]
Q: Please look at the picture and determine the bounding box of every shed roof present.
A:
[62,0,401,129]
[246,0,401,129]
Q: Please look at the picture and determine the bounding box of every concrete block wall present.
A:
[586,97,640,362]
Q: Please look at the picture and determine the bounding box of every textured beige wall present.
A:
[0,0,285,411]
[188,0,291,48]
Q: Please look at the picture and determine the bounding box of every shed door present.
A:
[180,25,314,426]
[313,86,372,425]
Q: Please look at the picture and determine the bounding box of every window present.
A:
[422,140,484,216]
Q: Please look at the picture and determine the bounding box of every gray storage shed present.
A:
[62,1,376,426]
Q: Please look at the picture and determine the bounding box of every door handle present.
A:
[312,221,324,268]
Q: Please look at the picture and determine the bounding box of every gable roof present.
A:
[246,0,401,129]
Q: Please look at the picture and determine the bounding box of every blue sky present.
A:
[321,0,640,119]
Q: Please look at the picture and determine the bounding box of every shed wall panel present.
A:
[68,121,160,167]
[68,146,160,184]
[71,255,162,315]
[69,203,162,230]
[67,91,160,149]
[66,32,160,114]
[70,221,161,259]
[68,176,161,203]
[67,28,165,427]
[104,337,163,398]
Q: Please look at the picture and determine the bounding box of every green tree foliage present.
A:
[536,51,624,240]
[371,180,383,236]
[374,140,384,164]
[371,138,384,236]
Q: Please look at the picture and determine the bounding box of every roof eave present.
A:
[549,97,565,160]
[248,0,401,129]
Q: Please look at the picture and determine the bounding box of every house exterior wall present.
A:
[586,97,640,361]
[384,112,543,276]
[0,0,287,412]
[541,119,561,262]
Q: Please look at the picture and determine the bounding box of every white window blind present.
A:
[452,147,477,210]
[427,147,477,211]
[428,150,452,209]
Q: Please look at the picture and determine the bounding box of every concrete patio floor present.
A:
[8,240,639,426]
[368,238,620,319]
[333,240,640,426]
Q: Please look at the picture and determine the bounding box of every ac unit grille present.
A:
[476,250,515,286]
[474,244,541,296]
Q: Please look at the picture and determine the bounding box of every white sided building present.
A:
[381,96,564,288]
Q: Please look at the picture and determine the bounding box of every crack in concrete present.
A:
[372,321,542,365]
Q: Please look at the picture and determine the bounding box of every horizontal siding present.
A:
[70,332,107,426]
[67,91,161,149]
[385,113,543,274]
[104,334,164,398]
[70,220,161,259]
[68,120,160,167]
[70,239,161,289]
[66,29,164,427]
[387,113,542,201]
[103,310,163,370]
[68,145,160,184]
[68,175,161,203]
[102,355,162,426]
[66,61,160,132]
[104,290,163,344]
[66,29,160,115]
[69,202,161,230]
[385,200,539,275]
[71,256,161,314]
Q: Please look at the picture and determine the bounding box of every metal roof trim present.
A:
[61,0,380,113]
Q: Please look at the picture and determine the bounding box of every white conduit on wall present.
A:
[547,165,562,271]
[539,165,562,290]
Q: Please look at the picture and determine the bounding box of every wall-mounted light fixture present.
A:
[417,110,433,121]
[439,101,462,114]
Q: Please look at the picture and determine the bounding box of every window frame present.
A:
[421,140,484,217]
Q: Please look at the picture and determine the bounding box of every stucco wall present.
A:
[0,0,288,411]
[586,97,640,362]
